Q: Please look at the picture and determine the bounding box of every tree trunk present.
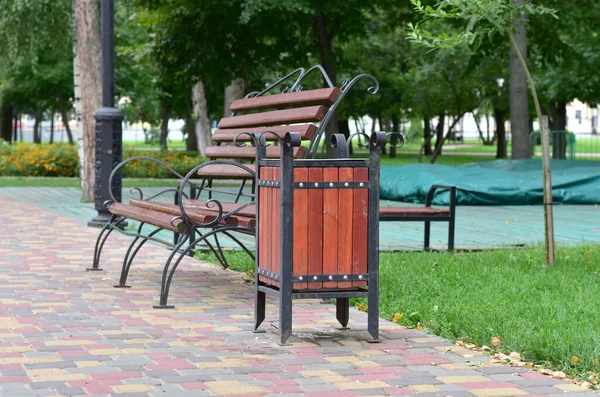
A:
[73,0,102,201]
[423,117,433,156]
[509,0,530,159]
[57,85,75,145]
[193,80,212,156]
[0,105,13,143]
[314,14,339,158]
[389,115,400,158]
[18,114,23,142]
[13,114,18,142]
[435,113,445,155]
[159,95,170,151]
[184,95,197,152]
[50,112,55,144]
[549,101,567,159]
[377,113,387,155]
[224,78,246,117]
[34,109,42,143]
[495,107,507,158]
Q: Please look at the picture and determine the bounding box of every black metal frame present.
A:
[252,131,388,345]
[89,157,257,308]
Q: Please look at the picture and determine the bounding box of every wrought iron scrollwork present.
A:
[176,160,255,229]
[107,156,188,203]
[308,73,380,159]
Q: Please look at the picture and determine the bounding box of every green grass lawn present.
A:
[196,245,600,381]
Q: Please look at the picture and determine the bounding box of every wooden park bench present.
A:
[89,65,455,322]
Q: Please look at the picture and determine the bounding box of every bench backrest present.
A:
[206,65,352,162]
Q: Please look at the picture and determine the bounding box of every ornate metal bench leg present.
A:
[88,215,119,271]
[424,220,431,252]
[116,226,163,288]
[336,298,350,329]
[448,218,455,252]
[212,234,229,269]
[154,231,191,309]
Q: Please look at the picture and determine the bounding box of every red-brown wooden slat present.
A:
[379,206,450,216]
[196,163,255,178]
[229,88,340,112]
[185,200,256,218]
[258,167,269,285]
[212,124,317,142]
[352,168,369,287]
[322,167,339,288]
[108,202,186,233]
[293,167,309,290]
[337,168,354,288]
[128,199,256,228]
[307,167,324,289]
[205,146,307,159]
[217,106,326,129]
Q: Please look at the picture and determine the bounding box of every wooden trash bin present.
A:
[253,131,387,344]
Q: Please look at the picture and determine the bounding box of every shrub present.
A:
[121,148,205,178]
[0,143,205,178]
[0,143,79,177]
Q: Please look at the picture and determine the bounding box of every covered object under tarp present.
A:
[380,159,600,205]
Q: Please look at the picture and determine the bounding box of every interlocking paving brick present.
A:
[0,193,596,397]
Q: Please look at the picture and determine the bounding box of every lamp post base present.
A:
[87,211,113,228]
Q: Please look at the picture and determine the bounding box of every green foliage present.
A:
[0,0,74,117]
[407,0,557,50]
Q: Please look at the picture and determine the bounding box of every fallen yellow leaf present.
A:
[572,355,581,365]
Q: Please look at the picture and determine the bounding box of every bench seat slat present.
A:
[108,202,186,233]
[379,206,449,217]
[129,199,256,228]
[196,163,255,178]
[229,88,340,112]
[206,146,307,160]
[217,106,326,129]
[212,124,317,142]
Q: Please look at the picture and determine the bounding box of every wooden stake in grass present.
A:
[508,33,555,265]
[540,115,555,265]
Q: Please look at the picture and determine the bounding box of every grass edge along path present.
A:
[196,245,600,385]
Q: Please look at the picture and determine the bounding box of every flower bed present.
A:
[0,143,204,178]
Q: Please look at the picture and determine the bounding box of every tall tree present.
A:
[73,0,102,200]
[509,0,530,159]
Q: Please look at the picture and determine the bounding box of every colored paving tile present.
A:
[0,193,597,396]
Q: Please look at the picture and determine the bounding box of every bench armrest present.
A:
[425,185,457,214]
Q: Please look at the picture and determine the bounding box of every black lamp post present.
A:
[88,0,124,227]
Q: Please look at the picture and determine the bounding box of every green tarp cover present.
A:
[380,159,600,205]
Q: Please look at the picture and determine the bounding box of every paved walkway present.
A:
[2,187,600,251]
[0,194,597,396]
